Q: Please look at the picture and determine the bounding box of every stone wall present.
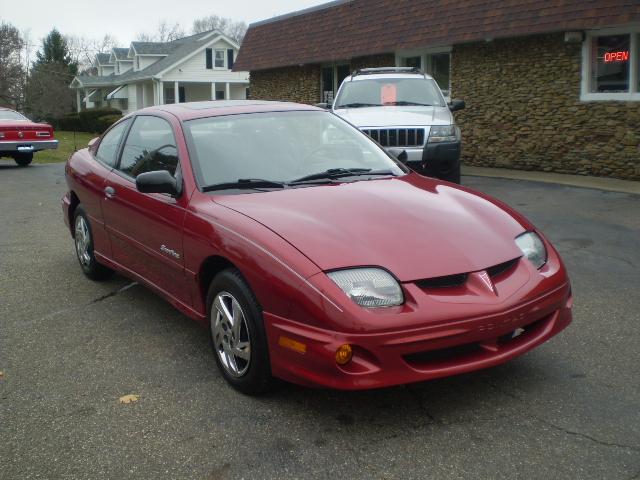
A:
[452,33,640,180]
[249,54,396,104]
[249,65,321,104]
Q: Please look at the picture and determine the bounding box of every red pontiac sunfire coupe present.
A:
[62,101,572,394]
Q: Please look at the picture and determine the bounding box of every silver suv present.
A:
[327,67,465,183]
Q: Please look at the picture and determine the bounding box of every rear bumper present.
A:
[0,140,59,153]
[264,282,572,390]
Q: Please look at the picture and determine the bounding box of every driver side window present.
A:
[119,116,178,178]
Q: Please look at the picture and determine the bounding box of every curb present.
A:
[462,166,640,195]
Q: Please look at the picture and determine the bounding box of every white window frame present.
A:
[214,49,226,69]
[581,26,640,102]
[395,46,452,100]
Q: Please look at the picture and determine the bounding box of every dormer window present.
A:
[215,50,225,68]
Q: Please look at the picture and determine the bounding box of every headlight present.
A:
[327,268,403,308]
[428,125,459,143]
[515,232,547,269]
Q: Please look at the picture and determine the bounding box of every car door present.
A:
[102,114,190,305]
[74,119,132,260]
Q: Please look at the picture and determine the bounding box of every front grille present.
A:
[362,128,426,147]
[416,273,468,289]
[486,258,519,278]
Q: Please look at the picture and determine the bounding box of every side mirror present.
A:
[88,137,99,148]
[315,102,332,110]
[448,99,466,112]
[136,170,179,196]
[396,150,408,163]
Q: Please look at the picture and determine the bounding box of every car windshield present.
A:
[335,77,446,109]
[0,110,27,121]
[183,110,405,191]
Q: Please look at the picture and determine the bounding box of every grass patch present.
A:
[33,131,97,164]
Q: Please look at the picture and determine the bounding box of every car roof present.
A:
[144,100,322,121]
[348,72,434,82]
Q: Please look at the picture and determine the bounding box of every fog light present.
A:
[335,344,353,365]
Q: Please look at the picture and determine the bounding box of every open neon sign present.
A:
[604,51,629,63]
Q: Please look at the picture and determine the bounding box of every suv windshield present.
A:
[184,111,405,191]
[335,77,446,109]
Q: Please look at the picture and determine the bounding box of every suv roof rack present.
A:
[352,67,423,77]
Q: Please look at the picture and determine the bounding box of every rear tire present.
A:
[207,268,275,395]
[73,205,113,281]
[14,152,33,167]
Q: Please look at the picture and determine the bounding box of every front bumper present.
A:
[0,140,59,153]
[264,280,572,390]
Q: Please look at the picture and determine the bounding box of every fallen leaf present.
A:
[118,394,139,404]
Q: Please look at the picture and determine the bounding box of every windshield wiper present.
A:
[202,178,286,192]
[290,168,397,183]
[383,101,435,106]
[335,102,381,109]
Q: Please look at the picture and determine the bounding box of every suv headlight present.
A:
[327,268,403,308]
[428,125,459,143]
[515,232,547,269]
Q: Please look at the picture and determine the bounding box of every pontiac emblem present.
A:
[478,271,496,294]
[18,131,24,138]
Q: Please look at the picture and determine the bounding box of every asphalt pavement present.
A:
[1,161,639,479]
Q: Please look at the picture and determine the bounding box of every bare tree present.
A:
[136,20,186,43]
[192,15,247,44]
[66,34,118,72]
[0,22,25,108]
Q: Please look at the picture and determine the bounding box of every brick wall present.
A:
[452,33,640,180]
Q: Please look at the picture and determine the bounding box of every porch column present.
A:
[174,81,179,103]
[76,89,81,112]
[152,81,158,106]
[159,81,164,105]
[142,83,147,108]
[211,82,216,101]
[225,82,230,100]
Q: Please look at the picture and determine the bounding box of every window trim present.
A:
[395,46,452,99]
[581,26,640,102]
[319,61,350,103]
[94,118,132,169]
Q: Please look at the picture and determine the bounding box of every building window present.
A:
[215,49,225,68]
[206,48,213,69]
[582,28,639,101]
[397,49,451,97]
[321,63,350,103]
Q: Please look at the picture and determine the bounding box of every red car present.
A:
[0,107,58,166]
[62,101,572,394]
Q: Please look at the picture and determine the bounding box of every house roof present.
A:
[131,42,173,55]
[71,30,241,88]
[96,53,113,66]
[112,48,131,61]
[233,0,640,71]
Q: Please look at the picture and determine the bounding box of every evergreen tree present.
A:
[34,28,78,75]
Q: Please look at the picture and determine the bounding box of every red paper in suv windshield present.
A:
[381,84,397,104]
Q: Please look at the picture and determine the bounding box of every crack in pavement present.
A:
[23,282,139,326]
[489,383,640,453]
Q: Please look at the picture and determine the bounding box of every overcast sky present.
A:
[4,0,328,47]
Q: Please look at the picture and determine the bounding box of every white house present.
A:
[70,30,249,114]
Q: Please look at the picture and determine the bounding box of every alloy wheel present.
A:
[211,291,251,377]
[74,216,91,267]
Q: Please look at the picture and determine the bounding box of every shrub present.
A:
[48,107,123,133]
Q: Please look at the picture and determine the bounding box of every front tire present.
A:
[207,269,275,395]
[73,205,113,281]
[14,152,33,167]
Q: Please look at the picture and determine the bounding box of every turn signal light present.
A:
[335,344,353,365]
[278,335,307,354]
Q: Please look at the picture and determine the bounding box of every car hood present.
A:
[333,106,452,128]
[214,175,527,282]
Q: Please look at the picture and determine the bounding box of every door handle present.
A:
[104,186,116,199]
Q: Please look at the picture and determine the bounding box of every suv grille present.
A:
[362,128,426,147]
